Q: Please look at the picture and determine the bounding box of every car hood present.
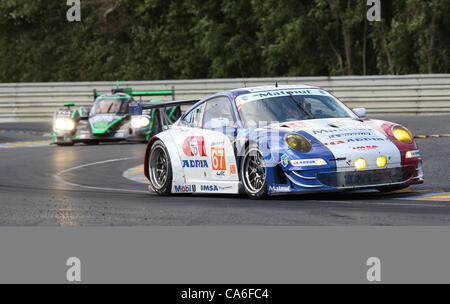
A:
[269,118,401,170]
[89,114,124,133]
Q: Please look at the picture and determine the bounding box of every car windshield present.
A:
[91,97,130,115]
[236,91,356,127]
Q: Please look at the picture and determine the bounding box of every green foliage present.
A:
[0,0,448,82]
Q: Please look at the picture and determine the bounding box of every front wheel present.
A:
[240,144,268,199]
[148,140,172,195]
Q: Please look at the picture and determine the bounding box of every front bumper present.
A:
[268,161,423,195]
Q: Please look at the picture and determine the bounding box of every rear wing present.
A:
[130,99,199,129]
[93,87,176,102]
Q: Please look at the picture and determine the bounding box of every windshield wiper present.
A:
[107,103,114,113]
[289,94,314,119]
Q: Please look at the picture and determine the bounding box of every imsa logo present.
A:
[200,185,219,192]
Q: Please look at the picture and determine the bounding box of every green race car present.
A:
[52,87,181,146]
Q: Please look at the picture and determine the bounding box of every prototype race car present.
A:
[52,87,181,146]
[131,85,424,199]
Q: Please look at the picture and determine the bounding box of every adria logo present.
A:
[182,136,207,157]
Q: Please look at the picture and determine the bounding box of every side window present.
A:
[181,110,193,126]
[202,97,235,129]
[180,103,205,128]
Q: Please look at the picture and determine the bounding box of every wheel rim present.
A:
[243,147,266,194]
[150,146,168,189]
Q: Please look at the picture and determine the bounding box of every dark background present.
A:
[0,0,449,82]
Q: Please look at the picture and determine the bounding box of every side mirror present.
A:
[353,107,366,118]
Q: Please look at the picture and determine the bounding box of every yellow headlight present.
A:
[285,134,311,153]
[54,118,75,131]
[376,156,387,168]
[355,158,367,170]
[393,126,413,144]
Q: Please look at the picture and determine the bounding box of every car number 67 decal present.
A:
[211,147,226,171]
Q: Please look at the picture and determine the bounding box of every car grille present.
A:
[317,166,415,188]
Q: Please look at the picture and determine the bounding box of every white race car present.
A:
[131,85,423,199]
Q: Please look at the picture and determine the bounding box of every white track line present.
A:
[54,157,149,194]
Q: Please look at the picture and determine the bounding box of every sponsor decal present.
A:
[215,170,226,177]
[290,159,326,167]
[200,185,219,192]
[329,132,373,139]
[219,186,233,190]
[183,136,207,157]
[230,164,237,175]
[312,128,371,135]
[269,186,290,192]
[326,138,385,145]
[95,121,109,128]
[278,121,307,129]
[211,147,226,171]
[352,145,378,151]
[235,89,324,106]
[174,184,196,193]
[255,90,311,98]
[182,160,209,168]
[280,154,289,167]
[406,150,420,159]
[211,140,225,147]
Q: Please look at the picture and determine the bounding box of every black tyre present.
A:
[376,185,409,192]
[240,143,268,199]
[148,140,172,195]
[56,142,74,147]
[55,138,74,146]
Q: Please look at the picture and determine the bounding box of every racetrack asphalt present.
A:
[0,115,449,226]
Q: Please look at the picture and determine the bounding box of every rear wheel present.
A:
[148,140,172,195]
[240,144,268,199]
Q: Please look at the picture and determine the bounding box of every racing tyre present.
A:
[148,140,172,196]
[376,185,409,192]
[240,143,268,199]
[56,143,74,147]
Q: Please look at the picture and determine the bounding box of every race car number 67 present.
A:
[211,148,226,171]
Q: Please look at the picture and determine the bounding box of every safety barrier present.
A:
[0,74,449,121]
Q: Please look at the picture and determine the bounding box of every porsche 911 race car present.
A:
[131,85,424,199]
[52,87,181,146]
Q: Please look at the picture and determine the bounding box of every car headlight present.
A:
[54,118,75,131]
[376,156,387,168]
[392,125,413,144]
[355,158,367,170]
[131,116,150,129]
[285,134,311,153]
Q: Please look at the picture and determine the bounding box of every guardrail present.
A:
[0,74,449,121]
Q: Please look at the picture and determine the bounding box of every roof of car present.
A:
[227,84,317,98]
